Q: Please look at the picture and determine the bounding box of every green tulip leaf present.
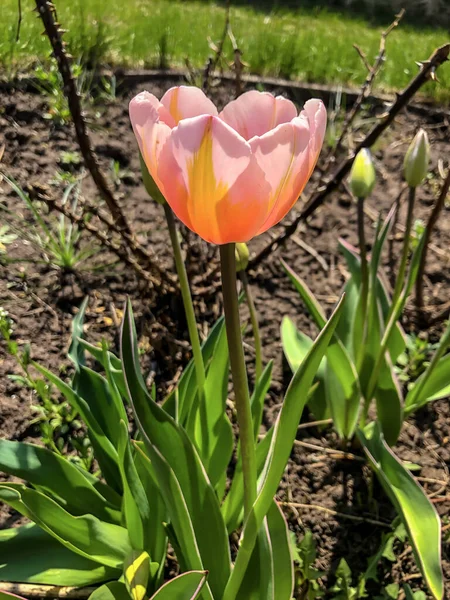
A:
[89,581,131,600]
[358,422,443,600]
[0,523,118,585]
[0,439,120,522]
[223,295,345,599]
[149,571,208,599]
[374,353,403,446]
[33,362,122,492]
[0,484,130,568]
[120,301,229,600]
[281,318,328,421]
[124,550,153,600]
[281,261,359,438]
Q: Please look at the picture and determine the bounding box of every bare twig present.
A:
[249,43,450,271]
[38,191,167,290]
[329,10,404,160]
[16,0,22,42]
[294,439,365,462]
[353,44,371,73]
[416,165,450,310]
[34,0,130,233]
[0,583,96,599]
[228,26,243,98]
[279,501,391,528]
[203,0,230,92]
[292,233,329,272]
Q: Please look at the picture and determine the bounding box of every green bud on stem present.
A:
[235,243,249,272]
[349,148,376,199]
[403,129,430,188]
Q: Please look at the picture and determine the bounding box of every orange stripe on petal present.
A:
[160,115,266,244]
[160,86,218,125]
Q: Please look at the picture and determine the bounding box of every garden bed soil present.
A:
[0,77,449,596]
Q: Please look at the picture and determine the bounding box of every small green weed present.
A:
[1,175,99,271]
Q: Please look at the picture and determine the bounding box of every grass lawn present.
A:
[1,0,449,103]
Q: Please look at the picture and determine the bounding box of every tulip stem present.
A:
[220,243,257,518]
[357,196,369,324]
[240,271,263,382]
[390,186,416,312]
[163,204,206,407]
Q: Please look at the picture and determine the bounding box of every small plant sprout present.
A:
[1,175,99,271]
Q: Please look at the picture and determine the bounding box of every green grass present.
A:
[1,0,449,103]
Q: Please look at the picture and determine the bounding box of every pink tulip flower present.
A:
[130,86,326,244]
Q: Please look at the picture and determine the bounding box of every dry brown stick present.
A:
[416,166,450,310]
[79,196,176,287]
[228,26,243,98]
[204,0,230,90]
[16,0,23,41]
[34,0,130,234]
[249,43,450,271]
[328,9,405,162]
[279,501,391,528]
[0,583,96,599]
[40,193,166,289]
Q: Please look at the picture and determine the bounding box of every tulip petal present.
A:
[300,99,327,175]
[219,90,297,141]
[129,91,161,156]
[250,119,312,233]
[158,115,270,243]
[160,86,218,126]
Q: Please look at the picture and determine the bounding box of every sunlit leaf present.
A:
[149,571,208,599]
[0,484,130,569]
[359,423,443,600]
[0,523,118,585]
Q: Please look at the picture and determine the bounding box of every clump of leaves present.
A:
[292,530,324,599]
[0,225,17,254]
[0,307,91,467]
[0,175,99,271]
[396,333,438,386]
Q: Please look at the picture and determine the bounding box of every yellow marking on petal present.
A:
[268,130,297,214]
[186,119,229,242]
[169,88,183,125]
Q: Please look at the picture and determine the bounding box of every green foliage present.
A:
[0,175,99,271]
[292,531,324,599]
[0,308,87,460]
[281,160,447,598]
[0,288,343,599]
[0,224,17,255]
[330,559,366,599]
[1,1,450,102]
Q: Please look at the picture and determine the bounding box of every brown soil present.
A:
[0,78,449,597]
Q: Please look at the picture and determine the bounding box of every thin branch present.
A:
[203,0,230,92]
[16,0,22,42]
[294,439,365,462]
[279,501,392,528]
[37,190,167,290]
[34,0,130,233]
[228,26,243,97]
[0,583,96,599]
[330,9,404,160]
[416,165,450,310]
[353,44,371,73]
[249,43,450,271]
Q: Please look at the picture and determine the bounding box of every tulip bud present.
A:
[235,243,249,272]
[349,148,376,199]
[403,129,430,188]
[139,153,166,205]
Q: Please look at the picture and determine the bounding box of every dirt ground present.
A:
[0,78,449,597]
